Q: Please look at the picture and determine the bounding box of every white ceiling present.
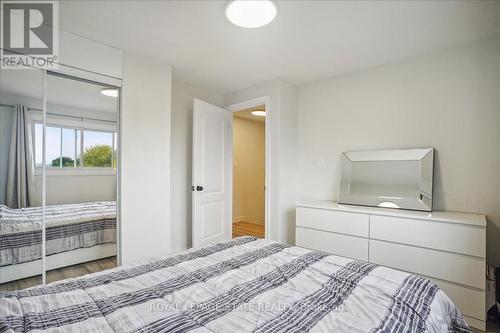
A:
[59,0,500,93]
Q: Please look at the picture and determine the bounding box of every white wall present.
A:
[34,175,116,206]
[297,36,500,266]
[121,53,172,264]
[277,81,299,244]
[170,80,224,250]
[225,79,298,244]
[58,30,123,80]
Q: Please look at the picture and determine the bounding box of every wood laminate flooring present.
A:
[0,256,117,291]
[232,222,265,238]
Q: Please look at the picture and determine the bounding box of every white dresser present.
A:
[295,200,487,330]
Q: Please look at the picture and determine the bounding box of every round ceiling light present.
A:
[225,0,277,28]
[101,88,118,98]
[251,110,266,117]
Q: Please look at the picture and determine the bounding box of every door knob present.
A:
[196,186,204,191]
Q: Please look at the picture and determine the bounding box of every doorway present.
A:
[231,105,266,238]
[191,97,270,248]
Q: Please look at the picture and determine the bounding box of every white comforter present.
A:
[0,237,470,333]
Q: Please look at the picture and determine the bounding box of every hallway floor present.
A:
[232,222,265,238]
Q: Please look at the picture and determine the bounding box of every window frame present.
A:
[32,115,117,176]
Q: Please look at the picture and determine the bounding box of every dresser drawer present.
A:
[296,227,368,261]
[430,278,485,321]
[369,240,485,289]
[370,215,485,257]
[296,207,369,237]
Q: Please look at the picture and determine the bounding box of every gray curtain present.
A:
[6,105,36,208]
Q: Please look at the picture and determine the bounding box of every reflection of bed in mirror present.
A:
[0,201,117,283]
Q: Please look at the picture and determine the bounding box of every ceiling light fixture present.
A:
[251,110,266,117]
[225,0,277,28]
[101,88,118,98]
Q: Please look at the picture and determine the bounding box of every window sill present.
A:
[34,168,116,176]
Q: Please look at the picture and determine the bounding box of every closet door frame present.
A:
[41,70,47,284]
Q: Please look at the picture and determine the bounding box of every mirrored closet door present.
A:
[0,69,120,291]
[1,68,45,290]
[43,73,119,283]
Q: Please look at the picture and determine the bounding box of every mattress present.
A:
[0,201,116,266]
[0,236,470,333]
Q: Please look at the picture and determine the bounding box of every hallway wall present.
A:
[233,116,265,225]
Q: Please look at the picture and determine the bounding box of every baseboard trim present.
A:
[233,217,263,225]
[233,216,247,223]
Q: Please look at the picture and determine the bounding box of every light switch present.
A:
[318,158,326,168]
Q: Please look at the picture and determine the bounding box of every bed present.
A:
[0,236,470,333]
[0,201,117,283]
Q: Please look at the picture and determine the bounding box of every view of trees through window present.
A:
[35,123,116,168]
[82,144,113,167]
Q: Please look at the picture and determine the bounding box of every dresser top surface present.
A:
[297,200,487,227]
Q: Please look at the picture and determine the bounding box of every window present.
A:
[34,123,116,169]
[83,130,114,167]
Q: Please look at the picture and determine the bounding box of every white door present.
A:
[192,99,232,247]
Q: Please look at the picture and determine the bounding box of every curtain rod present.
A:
[0,103,117,124]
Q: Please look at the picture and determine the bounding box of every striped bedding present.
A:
[0,202,116,266]
[0,236,470,333]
